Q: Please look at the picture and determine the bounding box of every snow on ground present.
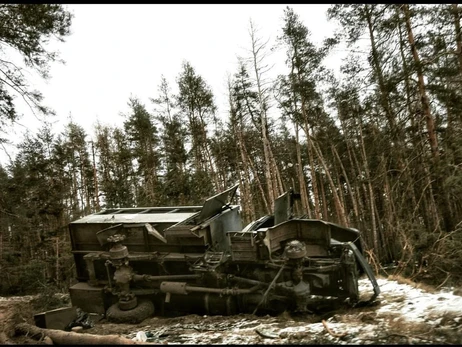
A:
[373,278,462,324]
[123,277,462,345]
[5,276,460,344]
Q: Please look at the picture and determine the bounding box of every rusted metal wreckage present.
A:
[67,185,380,323]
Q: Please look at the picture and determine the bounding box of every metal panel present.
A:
[34,307,77,330]
[209,207,242,252]
[264,219,331,254]
[71,212,198,225]
[196,184,238,224]
[228,232,257,261]
[274,191,291,225]
[69,282,109,314]
[274,190,301,225]
[296,220,331,247]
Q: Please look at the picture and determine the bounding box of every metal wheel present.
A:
[106,299,154,324]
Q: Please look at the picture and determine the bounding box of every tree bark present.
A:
[249,20,282,208]
[90,140,100,211]
[331,145,359,222]
[302,122,322,219]
[452,4,462,77]
[364,4,397,133]
[311,138,348,226]
[402,4,439,161]
[228,87,259,220]
[295,124,311,217]
[358,121,379,257]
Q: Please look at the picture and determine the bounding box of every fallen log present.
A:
[15,323,136,345]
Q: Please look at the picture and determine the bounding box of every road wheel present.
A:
[118,297,137,311]
[106,299,154,324]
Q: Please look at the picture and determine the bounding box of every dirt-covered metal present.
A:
[67,185,380,322]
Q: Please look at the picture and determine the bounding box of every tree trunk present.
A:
[302,122,322,219]
[229,84,270,215]
[318,172,329,221]
[452,4,462,76]
[364,4,397,133]
[55,237,59,286]
[242,139,271,215]
[331,145,359,222]
[249,20,283,208]
[402,4,439,161]
[358,121,379,257]
[403,4,455,231]
[295,124,311,217]
[332,152,347,221]
[229,89,258,221]
[199,118,220,191]
[91,141,100,211]
[311,138,348,226]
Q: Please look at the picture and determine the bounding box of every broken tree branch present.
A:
[321,319,347,338]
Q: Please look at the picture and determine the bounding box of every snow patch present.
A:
[119,277,462,344]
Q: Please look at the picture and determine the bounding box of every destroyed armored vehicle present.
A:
[68,185,380,323]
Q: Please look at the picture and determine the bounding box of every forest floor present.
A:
[1,275,462,345]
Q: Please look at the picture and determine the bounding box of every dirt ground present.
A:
[2,277,462,345]
[0,299,364,345]
[0,296,335,345]
[0,296,37,345]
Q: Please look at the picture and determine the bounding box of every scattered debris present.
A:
[132,331,147,342]
[34,307,77,331]
[4,276,462,344]
[66,308,96,331]
[255,327,280,339]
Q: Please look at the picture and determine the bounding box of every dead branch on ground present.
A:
[15,322,142,345]
[321,319,347,338]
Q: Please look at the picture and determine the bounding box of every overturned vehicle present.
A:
[68,185,380,323]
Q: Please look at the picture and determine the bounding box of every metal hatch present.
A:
[195,184,239,225]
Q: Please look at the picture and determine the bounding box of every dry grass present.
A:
[0,299,36,344]
[387,274,437,293]
[369,310,462,345]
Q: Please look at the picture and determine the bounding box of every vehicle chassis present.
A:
[68,186,380,322]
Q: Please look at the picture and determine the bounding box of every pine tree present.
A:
[0,5,72,133]
[151,76,189,205]
[58,122,95,217]
[230,61,272,215]
[123,97,161,206]
[176,61,217,202]
[94,124,136,208]
[277,6,349,224]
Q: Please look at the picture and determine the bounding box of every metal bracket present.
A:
[346,242,381,301]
